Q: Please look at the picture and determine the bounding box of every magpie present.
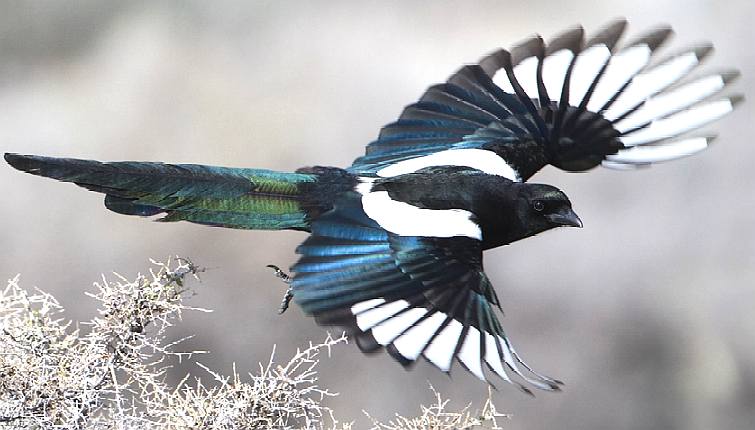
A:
[4,19,741,393]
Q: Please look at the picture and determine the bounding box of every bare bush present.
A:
[366,386,508,430]
[0,258,505,429]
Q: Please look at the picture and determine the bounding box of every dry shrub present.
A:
[0,257,505,429]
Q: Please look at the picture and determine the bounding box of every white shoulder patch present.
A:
[361,191,482,240]
[375,148,520,181]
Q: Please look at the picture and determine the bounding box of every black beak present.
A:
[545,207,583,228]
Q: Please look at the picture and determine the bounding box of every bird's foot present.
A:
[278,287,294,314]
[267,264,293,314]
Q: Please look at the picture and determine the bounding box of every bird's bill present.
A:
[545,208,583,228]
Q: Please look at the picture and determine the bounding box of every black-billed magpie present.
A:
[4,19,741,393]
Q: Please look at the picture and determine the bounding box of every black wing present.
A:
[290,194,560,392]
[349,19,740,180]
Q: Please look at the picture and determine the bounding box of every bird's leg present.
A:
[267,264,293,314]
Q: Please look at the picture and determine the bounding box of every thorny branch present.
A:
[0,257,508,429]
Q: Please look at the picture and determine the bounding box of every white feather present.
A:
[513,56,540,100]
[493,68,515,94]
[601,160,643,170]
[615,74,727,133]
[606,137,710,164]
[542,49,574,102]
[568,44,612,106]
[371,307,427,346]
[497,335,518,370]
[375,148,520,181]
[458,327,485,380]
[497,335,557,390]
[423,319,463,372]
[350,298,385,315]
[392,312,447,360]
[484,332,511,381]
[604,52,699,121]
[620,99,734,146]
[356,300,408,331]
[587,44,652,112]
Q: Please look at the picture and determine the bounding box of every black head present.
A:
[515,183,582,237]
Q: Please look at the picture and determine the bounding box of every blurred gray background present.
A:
[1,1,753,429]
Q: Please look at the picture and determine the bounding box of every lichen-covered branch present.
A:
[0,258,350,429]
[366,385,509,430]
[0,257,507,430]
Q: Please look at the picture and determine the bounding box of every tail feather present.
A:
[4,153,325,231]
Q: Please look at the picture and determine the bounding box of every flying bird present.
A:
[4,19,741,393]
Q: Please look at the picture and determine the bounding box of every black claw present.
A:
[267,264,294,314]
[266,264,292,284]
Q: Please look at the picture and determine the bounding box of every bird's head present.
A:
[515,183,582,237]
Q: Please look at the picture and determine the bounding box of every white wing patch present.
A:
[604,51,701,121]
[350,301,558,387]
[541,49,574,102]
[568,44,612,106]
[392,312,447,361]
[619,98,735,146]
[458,327,485,380]
[423,319,463,371]
[350,298,385,314]
[493,67,515,95]
[484,332,512,382]
[371,307,427,345]
[361,191,482,240]
[615,74,730,133]
[375,148,520,181]
[355,299,408,331]
[513,56,541,100]
[348,297,560,387]
[532,26,738,171]
[606,137,711,164]
[587,44,652,112]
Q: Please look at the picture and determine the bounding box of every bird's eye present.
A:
[533,201,545,212]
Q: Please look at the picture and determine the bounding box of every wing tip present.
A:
[545,25,585,55]
[729,94,745,107]
[698,134,718,146]
[603,17,629,34]
[478,48,512,77]
[386,343,417,368]
[355,331,382,353]
[693,43,714,61]
[587,17,628,49]
[720,69,741,85]
[511,34,546,64]
[628,24,674,51]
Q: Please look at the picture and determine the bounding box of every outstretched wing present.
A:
[349,19,740,180]
[291,193,560,393]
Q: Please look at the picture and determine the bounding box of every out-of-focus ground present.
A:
[1,1,753,429]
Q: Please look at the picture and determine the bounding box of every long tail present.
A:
[4,153,355,231]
